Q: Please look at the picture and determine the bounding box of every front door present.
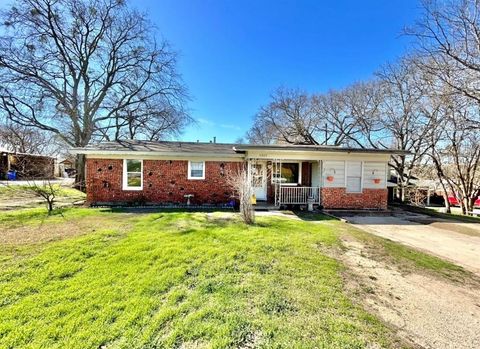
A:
[251,162,267,201]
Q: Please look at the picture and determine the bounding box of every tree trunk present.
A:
[460,198,467,215]
[74,154,86,192]
[396,181,406,203]
[465,197,474,215]
[47,200,53,214]
[442,192,451,213]
[440,186,451,213]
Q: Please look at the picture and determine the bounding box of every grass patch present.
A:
[0,210,402,348]
[0,184,85,212]
[347,227,474,283]
[293,210,338,221]
[0,207,109,228]
[392,203,480,223]
[0,184,85,198]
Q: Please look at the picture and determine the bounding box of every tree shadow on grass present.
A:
[293,210,338,222]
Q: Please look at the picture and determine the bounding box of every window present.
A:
[188,161,205,179]
[346,161,362,193]
[123,159,143,190]
[251,164,265,187]
[272,162,301,185]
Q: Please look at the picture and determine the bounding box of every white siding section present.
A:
[323,161,345,187]
[311,161,321,187]
[363,162,387,189]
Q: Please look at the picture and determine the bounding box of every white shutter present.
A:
[346,161,362,192]
[346,177,361,192]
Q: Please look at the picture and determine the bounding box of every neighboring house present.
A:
[0,149,55,180]
[71,140,406,209]
[57,157,76,177]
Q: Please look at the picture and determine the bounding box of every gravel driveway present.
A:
[341,210,480,276]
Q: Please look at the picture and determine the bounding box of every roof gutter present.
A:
[69,148,244,158]
[232,146,410,155]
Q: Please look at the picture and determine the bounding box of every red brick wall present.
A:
[321,187,388,210]
[85,158,241,205]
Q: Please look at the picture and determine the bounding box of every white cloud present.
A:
[220,124,242,131]
[196,117,242,131]
[196,117,214,125]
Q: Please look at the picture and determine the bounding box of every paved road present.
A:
[0,178,75,186]
[342,211,480,276]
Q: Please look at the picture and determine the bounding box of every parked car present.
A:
[447,195,480,207]
[64,168,77,177]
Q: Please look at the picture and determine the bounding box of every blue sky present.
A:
[149,1,418,143]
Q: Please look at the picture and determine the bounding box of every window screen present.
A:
[124,159,142,189]
[189,161,205,179]
[272,163,299,184]
[346,161,362,192]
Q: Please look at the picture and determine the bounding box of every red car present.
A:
[447,195,480,207]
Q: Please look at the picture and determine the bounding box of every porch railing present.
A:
[279,186,320,205]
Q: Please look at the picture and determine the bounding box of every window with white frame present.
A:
[346,161,362,193]
[123,159,143,190]
[188,161,205,179]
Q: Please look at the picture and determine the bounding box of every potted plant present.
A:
[371,170,381,184]
[326,168,336,182]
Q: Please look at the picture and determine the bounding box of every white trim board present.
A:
[188,160,206,180]
[122,159,143,191]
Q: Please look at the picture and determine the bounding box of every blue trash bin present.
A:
[7,170,17,180]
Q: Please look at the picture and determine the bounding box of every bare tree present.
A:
[407,0,480,109]
[311,88,364,146]
[246,116,280,145]
[340,81,384,148]
[405,1,480,213]
[373,58,437,201]
[247,88,321,145]
[247,87,366,146]
[226,166,255,224]
[0,0,190,188]
[427,93,480,214]
[0,120,62,155]
[27,180,61,214]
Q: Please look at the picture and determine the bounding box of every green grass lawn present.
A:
[0,185,85,211]
[0,184,84,198]
[0,208,401,349]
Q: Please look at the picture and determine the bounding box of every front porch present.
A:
[278,185,320,205]
[249,159,322,207]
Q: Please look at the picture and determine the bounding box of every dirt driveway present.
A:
[339,210,480,276]
[340,235,480,349]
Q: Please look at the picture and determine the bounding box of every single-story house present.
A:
[71,140,407,209]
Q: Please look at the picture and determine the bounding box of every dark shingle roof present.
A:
[72,140,241,155]
[71,140,408,155]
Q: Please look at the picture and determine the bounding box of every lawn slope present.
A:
[0,210,400,349]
